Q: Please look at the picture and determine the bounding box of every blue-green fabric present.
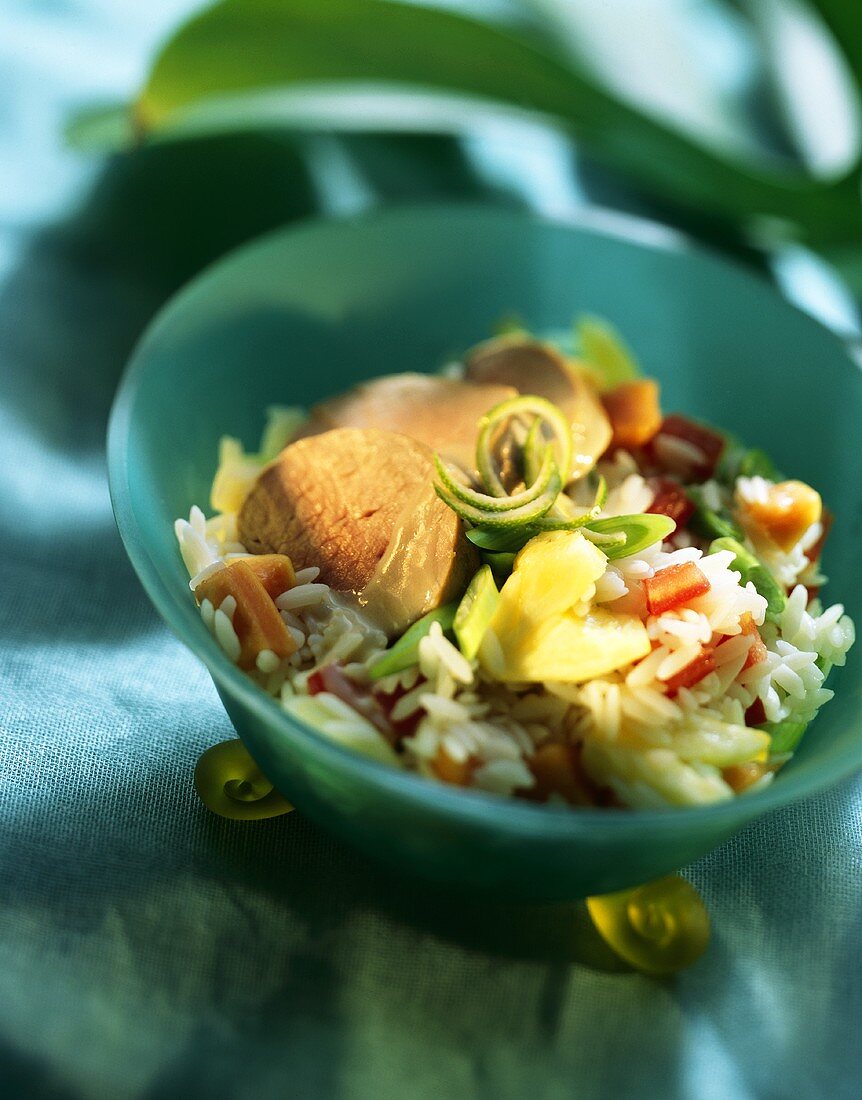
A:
[1,3,861,1098]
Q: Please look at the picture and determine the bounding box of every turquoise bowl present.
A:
[109,204,862,901]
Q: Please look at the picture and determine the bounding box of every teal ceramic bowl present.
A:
[109,203,862,901]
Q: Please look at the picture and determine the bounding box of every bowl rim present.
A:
[108,199,862,839]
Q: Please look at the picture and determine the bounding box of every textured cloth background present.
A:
[1,3,861,1098]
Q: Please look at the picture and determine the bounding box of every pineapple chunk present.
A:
[479,531,650,683]
[496,530,607,630]
[487,607,650,683]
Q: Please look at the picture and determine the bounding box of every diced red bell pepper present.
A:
[744,697,767,727]
[653,415,725,480]
[643,562,711,616]
[662,646,717,696]
[307,663,395,742]
[647,477,695,529]
[738,612,767,670]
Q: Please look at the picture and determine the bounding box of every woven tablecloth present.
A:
[1,3,861,1096]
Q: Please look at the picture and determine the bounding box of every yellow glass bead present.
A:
[194,739,294,820]
[586,874,710,975]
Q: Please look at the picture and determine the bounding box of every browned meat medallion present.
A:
[294,373,517,473]
[238,427,477,636]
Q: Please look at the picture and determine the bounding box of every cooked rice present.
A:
[175,445,855,811]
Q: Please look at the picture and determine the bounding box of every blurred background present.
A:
[3,2,862,1097]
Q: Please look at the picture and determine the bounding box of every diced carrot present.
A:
[653,414,725,479]
[745,697,767,727]
[432,745,474,787]
[242,553,296,599]
[307,663,394,741]
[737,612,767,670]
[662,646,717,696]
[196,559,297,670]
[647,477,695,528]
[601,379,663,449]
[525,742,592,805]
[805,507,832,564]
[744,480,822,552]
[643,562,711,616]
[723,761,768,793]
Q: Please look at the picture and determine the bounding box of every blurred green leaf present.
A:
[124,0,861,248]
[807,0,862,88]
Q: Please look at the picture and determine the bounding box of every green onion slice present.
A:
[765,719,807,755]
[434,481,559,529]
[707,536,786,620]
[433,447,560,514]
[476,395,573,496]
[584,514,676,560]
[453,565,500,660]
[368,604,457,681]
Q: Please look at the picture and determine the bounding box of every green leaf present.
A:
[806,0,862,93]
[125,0,861,247]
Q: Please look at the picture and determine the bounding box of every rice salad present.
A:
[175,319,854,810]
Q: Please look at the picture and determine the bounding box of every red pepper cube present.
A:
[738,612,768,670]
[643,562,711,616]
[308,663,394,741]
[647,477,695,529]
[654,415,725,480]
[745,697,767,727]
[662,646,717,696]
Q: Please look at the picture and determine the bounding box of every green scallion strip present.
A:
[584,514,676,560]
[476,395,573,496]
[433,447,559,514]
[434,481,559,529]
[707,536,786,620]
[367,604,457,680]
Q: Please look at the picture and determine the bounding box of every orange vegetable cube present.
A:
[643,562,711,616]
[242,553,296,599]
[196,559,297,670]
[602,379,662,448]
[722,762,768,793]
[432,746,474,787]
[526,742,592,805]
[745,480,822,552]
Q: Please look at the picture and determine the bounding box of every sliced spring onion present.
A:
[481,549,517,577]
[433,447,559,514]
[454,565,500,660]
[707,537,786,620]
[433,481,559,529]
[584,514,676,560]
[466,527,535,553]
[575,315,640,390]
[367,604,457,680]
[688,486,745,542]
[765,719,807,755]
[476,394,573,496]
[716,437,783,485]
